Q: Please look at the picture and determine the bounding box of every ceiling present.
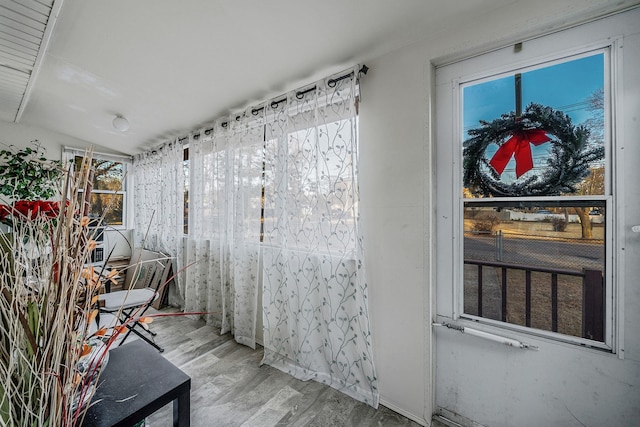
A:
[0,0,56,122]
[1,0,637,155]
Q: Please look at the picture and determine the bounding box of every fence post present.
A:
[582,269,604,341]
[477,264,483,317]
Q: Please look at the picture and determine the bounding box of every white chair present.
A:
[98,249,172,352]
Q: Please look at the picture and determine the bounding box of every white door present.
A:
[434,9,640,427]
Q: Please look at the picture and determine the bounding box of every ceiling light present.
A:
[112,115,130,132]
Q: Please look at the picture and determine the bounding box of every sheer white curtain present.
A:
[132,141,184,294]
[261,68,379,407]
[132,140,184,253]
[182,115,263,348]
[133,66,378,406]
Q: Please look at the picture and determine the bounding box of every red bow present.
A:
[489,129,551,178]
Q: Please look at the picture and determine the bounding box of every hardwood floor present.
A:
[135,308,427,427]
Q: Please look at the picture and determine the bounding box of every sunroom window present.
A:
[460,51,609,342]
[64,148,131,227]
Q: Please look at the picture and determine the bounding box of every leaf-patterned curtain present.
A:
[132,141,184,305]
[132,140,184,255]
[183,113,264,349]
[135,66,378,406]
[132,142,185,305]
[261,68,379,407]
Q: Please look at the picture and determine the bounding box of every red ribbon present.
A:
[489,129,551,178]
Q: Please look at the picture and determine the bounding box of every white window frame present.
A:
[436,36,623,352]
[63,147,133,229]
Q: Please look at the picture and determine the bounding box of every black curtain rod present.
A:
[179,65,369,143]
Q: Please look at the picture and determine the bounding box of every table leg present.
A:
[173,391,190,427]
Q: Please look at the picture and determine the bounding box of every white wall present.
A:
[360,44,431,423]
[359,2,639,425]
[0,121,125,160]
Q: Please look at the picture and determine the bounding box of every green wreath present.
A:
[463,103,603,197]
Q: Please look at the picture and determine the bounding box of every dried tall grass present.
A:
[0,153,105,426]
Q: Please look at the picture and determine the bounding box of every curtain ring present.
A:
[271,101,280,109]
[295,91,304,99]
[252,108,259,116]
[327,79,337,88]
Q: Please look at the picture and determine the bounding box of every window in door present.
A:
[460,51,610,343]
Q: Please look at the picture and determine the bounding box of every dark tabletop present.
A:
[81,339,191,427]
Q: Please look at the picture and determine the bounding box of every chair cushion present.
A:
[99,288,157,311]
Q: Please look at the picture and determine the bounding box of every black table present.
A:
[82,339,191,427]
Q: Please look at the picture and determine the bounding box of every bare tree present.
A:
[573,88,605,239]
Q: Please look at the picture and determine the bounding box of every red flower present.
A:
[0,200,66,222]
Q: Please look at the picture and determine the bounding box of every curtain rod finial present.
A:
[359,65,369,76]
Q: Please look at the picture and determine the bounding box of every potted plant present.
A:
[0,142,63,202]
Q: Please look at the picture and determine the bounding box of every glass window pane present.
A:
[234,143,264,243]
[88,193,123,226]
[263,118,358,253]
[93,159,124,191]
[74,157,124,191]
[463,201,605,340]
[462,53,605,198]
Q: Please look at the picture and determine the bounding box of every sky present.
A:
[462,53,604,183]
[463,53,604,131]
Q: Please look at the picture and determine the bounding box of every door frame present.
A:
[432,9,638,427]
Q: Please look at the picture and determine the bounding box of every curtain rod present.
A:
[177,64,369,143]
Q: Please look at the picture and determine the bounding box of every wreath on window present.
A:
[463,103,604,197]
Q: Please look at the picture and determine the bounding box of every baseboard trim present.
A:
[379,398,428,426]
[432,414,464,427]
[434,407,486,427]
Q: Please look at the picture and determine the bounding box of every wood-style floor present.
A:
[135,308,429,427]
